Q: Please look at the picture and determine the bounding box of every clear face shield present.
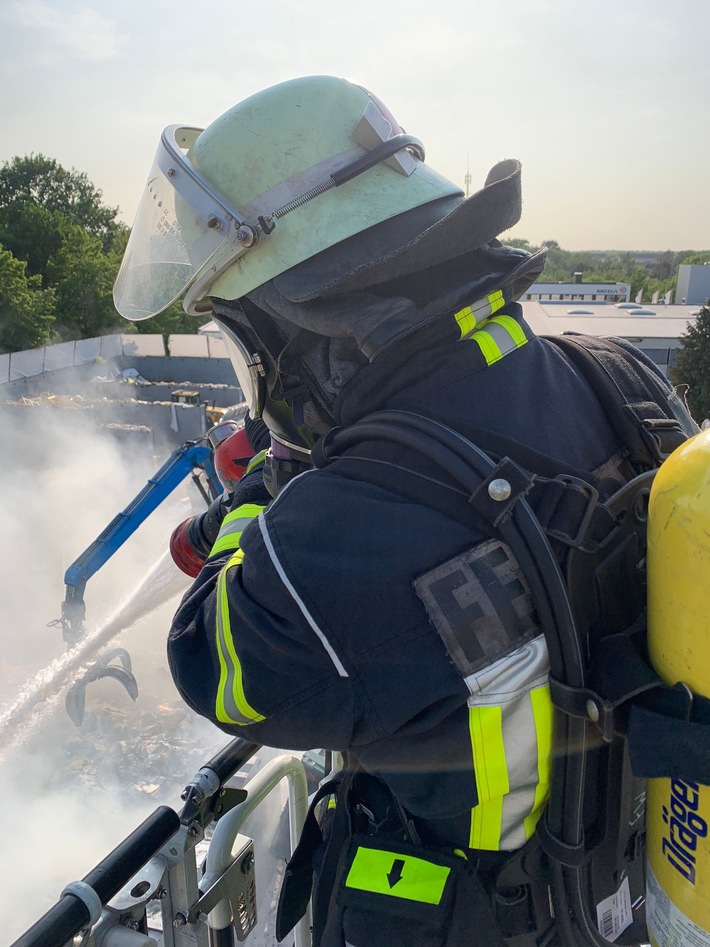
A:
[113,126,256,321]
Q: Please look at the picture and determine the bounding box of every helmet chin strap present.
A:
[263,435,314,498]
[276,331,337,433]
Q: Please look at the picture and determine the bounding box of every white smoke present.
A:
[0,403,229,939]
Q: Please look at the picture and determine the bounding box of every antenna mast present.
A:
[464,153,471,198]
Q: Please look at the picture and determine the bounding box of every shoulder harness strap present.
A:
[544,333,688,468]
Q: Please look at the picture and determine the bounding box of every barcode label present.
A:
[596,877,633,942]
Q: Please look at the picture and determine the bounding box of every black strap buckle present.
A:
[642,417,687,462]
[545,475,600,550]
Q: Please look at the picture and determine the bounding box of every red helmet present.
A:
[213,426,255,491]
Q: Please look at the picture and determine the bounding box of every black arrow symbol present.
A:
[387,858,405,888]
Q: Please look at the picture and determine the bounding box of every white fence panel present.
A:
[75,337,103,363]
[9,347,45,380]
[43,340,75,372]
[168,334,209,357]
[121,334,165,356]
[207,335,228,359]
[0,331,234,388]
[100,334,123,358]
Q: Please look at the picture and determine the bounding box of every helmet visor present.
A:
[213,316,266,418]
[213,314,315,453]
[114,127,245,320]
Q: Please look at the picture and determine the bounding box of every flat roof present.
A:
[520,301,699,341]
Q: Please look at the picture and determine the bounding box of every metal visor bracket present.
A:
[114,125,254,320]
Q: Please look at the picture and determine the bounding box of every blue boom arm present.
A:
[60,441,221,645]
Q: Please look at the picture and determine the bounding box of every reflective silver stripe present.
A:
[258,511,349,678]
[464,634,549,704]
[466,635,551,850]
[473,319,524,365]
[498,686,542,849]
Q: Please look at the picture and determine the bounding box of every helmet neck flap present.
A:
[212,238,546,451]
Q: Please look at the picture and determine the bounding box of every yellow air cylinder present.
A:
[646,428,710,946]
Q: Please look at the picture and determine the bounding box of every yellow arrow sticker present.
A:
[345,846,450,905]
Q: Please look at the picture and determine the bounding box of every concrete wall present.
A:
[0,333,244,450]
[128,356,237,386]
[0,333,239,398]
[0,393,209,451]
[0,333,236,390]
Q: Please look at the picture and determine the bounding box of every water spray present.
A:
[0,551,189,755]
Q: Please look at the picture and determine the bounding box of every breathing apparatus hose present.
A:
[321,409,613,946]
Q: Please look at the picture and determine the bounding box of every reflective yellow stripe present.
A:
[214,548,264,726]
[469,329,503,365]
[487,289,505,314]
[453,286,529,364]
[209,503,265,557]
[221,503,265,527]
[453,290,508,340]
[245,449,267,474]
[467,315,528,366]
[210,535,242,556]
[345,846,450,904]
[454,305,477,337]
[468,704,509,850]
[523,684,554,839]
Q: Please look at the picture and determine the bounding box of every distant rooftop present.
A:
[525,280,632,302]
[520,300,699,341]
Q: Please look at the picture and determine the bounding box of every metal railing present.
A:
[12,737,313,947]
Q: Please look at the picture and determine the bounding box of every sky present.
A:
[0,0,708,252]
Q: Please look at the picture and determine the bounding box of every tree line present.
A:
[2,154,710,371]
[503,239,710,300]
[0,155,196,354]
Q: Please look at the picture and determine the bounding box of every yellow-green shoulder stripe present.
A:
[214,548,265,725]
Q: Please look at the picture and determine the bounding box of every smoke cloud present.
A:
[0,401,230,938]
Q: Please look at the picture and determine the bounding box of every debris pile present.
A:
[55,697,222,805]
[6,392,90,409]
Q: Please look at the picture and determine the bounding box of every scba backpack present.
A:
[280,334,707,946]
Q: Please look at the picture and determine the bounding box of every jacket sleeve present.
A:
[167,504,357,751]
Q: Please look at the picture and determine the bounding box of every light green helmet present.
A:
[114,76,461,321]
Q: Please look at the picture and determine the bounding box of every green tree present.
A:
[671,305,710,422]
[678,252,710,266]
[0,154,118,243]
[502,237,539,253]
[651,250,674,281]
[0,245,55,353]
[45,224,124,339]
[0,202,69,279]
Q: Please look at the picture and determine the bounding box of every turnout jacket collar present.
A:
[334,301,534,427]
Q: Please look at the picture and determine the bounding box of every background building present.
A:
[520,299,700,377]
[675,264,710,305]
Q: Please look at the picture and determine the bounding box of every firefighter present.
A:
[113,77,693,946]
